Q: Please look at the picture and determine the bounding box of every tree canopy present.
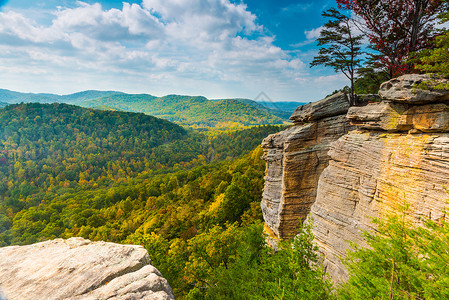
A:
[337,0,447,77]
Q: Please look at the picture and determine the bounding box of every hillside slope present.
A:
[80,94,285,127]
[0,103,208,216]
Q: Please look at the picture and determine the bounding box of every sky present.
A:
[0,0,347,102]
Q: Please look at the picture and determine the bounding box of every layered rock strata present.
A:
[261,92,355,240]
[308,74,449,282]
[0,237,174,300]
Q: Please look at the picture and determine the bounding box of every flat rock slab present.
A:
[348,101,449,132]
[0,237,174,300]
[290,92,350,124]
[379,74,449,104]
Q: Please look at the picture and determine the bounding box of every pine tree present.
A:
[415,1,449,90]
[339,203,449,299]
[310,7,363,106]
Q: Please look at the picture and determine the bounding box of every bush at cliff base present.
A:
[338,204,449,300]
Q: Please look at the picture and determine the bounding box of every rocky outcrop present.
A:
[0,237,174,300]
[289,92,351,123]
[307,74,449,282]
[379,74,449,103]
[347,101,449,132]
[261,92,355,240]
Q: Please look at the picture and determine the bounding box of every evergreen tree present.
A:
[414,1,449,89]
[339,203,449,299]
[310,7,363,106]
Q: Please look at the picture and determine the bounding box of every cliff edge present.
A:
[0,237,174,300]
[261,92,355,240]
[308,74,449,282]
[262,74,449,283]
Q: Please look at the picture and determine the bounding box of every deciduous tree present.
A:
[337,0,447,77]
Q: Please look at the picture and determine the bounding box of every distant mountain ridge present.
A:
[0,88,306,127]
[0,89,122,104]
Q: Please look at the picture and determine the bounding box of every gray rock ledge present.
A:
[0,237,174,300]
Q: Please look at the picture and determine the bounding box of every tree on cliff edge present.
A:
[310,7,363,106]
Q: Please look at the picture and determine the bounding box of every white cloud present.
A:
[304,26,323,40]
[0,1,325,101]
[280,3,313,16]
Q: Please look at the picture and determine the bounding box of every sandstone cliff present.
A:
[262,74,449,283]
[308,74,449,282]
[0,237,174,300]
[261,92,355,240]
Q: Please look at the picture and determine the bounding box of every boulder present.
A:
[0,237,174,300]
[379,74,449,104]
[409,104,449,132]
[290,92,350,124]
[347,101,411,132]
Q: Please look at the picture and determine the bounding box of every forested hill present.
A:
[80,94,285,128]
[0,89,304,128]
[0,89,122,104]
[0,103,210,212]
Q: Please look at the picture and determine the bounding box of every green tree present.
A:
[339,204,449,299]
[311,7,364,105]
[414,1,449,90]
[202,221,334,300]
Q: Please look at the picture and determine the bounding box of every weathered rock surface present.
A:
[348,101,449,132]
[262,94,355,240]
[0,237,174,300]
[379,74,449,103]
[308,131,449,282]
[290,92,350,124]
[307,76,449,282]
[263,74,449,283]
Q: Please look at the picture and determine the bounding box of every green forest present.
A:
[0,102,292,298]
[0,101,448,299]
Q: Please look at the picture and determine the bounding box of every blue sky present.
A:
[0,0,347,102]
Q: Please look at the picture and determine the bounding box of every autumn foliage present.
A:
[337,0,447,77]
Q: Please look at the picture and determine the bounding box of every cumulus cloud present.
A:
[0,0,314,100]
[304,26,323,40]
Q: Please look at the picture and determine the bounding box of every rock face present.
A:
[262,74,449,284]
[290,92,350,123]
[309,131,449,281]
[0,237,175,300]
[261,93,355,239]
[347,101,449,132]
[306,76,449,282]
